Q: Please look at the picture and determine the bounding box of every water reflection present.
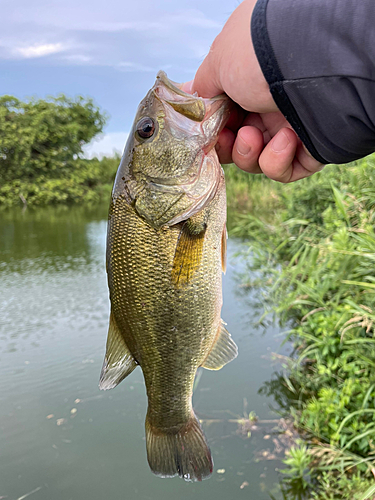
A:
[0,204,291,500]
[0,205,108,269]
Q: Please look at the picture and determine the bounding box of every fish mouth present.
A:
[153,71,233,150]
[155,70,228,103]
[155,71,195,98]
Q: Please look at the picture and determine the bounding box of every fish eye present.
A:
[136,117,155,139]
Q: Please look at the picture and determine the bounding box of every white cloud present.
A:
[0,3,227,65]
[84,132,129,159]
[14,43,66,59]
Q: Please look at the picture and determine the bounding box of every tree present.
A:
[0,94,119,207]
[0,94,107,182]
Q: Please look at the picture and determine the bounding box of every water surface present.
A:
[0,205,287,500]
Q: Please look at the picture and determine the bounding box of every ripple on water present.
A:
[0,205,286,500]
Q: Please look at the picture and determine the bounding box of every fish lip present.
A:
[156,70,190,98]
[156,70,228,103]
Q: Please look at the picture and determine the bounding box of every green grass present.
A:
[227,156,375,499]
[223,164,283,228]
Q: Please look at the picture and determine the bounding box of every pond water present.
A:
[0,204,289,500]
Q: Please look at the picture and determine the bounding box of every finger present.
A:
[296,143,325,175]
[286,159,325,182]
[258,128,299,182]
[259,129,325,183]
[284,144,325,182]
[231,126,264,174]
[215,127,236,165]
[225,104,247,134]
[181,80,194,94]
[241,113,272,144]
[191,38,223,98]
[242,113,267,133]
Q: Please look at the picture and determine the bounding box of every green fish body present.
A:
[100,72,238,482]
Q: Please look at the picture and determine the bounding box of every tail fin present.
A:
[145,412,213,482]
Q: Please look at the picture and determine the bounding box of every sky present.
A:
[1,0,240,157]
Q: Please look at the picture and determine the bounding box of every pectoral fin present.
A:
[172,216,206,287]
[202,320,238,370]
[99,312,137,390]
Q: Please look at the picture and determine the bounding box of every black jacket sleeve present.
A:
[251,0,375,164]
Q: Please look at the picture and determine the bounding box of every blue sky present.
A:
[1,0,239,156]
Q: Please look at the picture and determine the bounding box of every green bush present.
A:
[0,94,120,207]
[231,155,375,499]
[0,156,120,207]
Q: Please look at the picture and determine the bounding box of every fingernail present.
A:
[271,131,290,152]
[236,137,251,156]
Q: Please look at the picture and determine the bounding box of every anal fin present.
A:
[202,320,238,370]
[99,311,137,390]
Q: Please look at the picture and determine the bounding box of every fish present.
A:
[100,71,238,482]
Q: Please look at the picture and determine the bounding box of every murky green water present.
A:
[0,205,287,500]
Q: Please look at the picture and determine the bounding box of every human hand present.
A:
[183,0,324,183]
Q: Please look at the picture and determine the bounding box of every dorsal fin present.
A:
[99,311,137,390]
[202,320,238,370]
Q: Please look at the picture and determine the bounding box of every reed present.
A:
[228,156,375,499]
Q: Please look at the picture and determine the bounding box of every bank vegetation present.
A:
[225,158,375,500]
[0,94,119,207]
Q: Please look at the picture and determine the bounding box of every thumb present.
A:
[181,80,194,94]
[184,43,223,98]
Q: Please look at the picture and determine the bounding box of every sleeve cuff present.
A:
[251,0,328,164]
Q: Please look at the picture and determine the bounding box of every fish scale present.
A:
[108,190,223,392]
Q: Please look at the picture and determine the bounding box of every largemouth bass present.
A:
[100,71,238,482]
